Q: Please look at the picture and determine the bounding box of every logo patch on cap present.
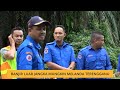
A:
[26,55,32,61]
[44,48,48,54]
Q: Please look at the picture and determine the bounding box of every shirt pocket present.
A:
[100,55,106,66]
[18,64,32,70]
[86,56,96,67]
[52,52,60,61]
[63,51,71,61]
[25,65,32,70]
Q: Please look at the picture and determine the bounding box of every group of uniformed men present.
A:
[0,16,120,79]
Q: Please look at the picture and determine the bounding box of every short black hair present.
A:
[11,26,23,34]
[55,25,66,32]
[90,31,104,43]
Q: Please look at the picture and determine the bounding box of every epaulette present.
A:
[46,42,54,45]
[80,47,87,52]
[27,42,33,48]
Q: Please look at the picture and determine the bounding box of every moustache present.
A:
[16,40,22,42]
[40,33,46,36]
[15,40,22,44]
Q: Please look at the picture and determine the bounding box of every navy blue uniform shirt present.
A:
[44,41,76,69]
[76,45,112,70]
[17,35,44,70]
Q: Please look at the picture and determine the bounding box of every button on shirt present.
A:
[76,45,112,70]
[17,35,44,70]
[44,41,76,69]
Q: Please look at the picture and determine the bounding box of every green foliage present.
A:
[105,46,120,69]
[65,31,90,56]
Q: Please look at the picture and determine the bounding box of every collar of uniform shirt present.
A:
[88,45,103,50]
[54,40,68,48]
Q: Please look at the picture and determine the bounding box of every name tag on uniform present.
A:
[87,54,93,57]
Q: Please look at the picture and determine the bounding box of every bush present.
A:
[105,46,120,69]
[65,31,90,56]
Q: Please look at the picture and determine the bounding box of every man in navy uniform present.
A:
[17,16,50,70]
[76,31,112,70]
[44,25,76,70]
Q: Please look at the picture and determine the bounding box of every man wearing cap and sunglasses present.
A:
[17,16,50,70]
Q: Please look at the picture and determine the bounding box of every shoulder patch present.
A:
[26,55,32,61]
[44,48,48,54]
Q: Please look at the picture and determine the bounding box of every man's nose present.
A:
[56,34,60,36]
[18,36,22,39]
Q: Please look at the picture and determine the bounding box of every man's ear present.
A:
[64,33,66,37]
[28,28,31,32]
[94,39,98,43]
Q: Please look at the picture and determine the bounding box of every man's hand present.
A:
[3,34,16,60]
[8,34,15,46]
[65,67,72,70]
[115,72,120,77]
[68,62,75,70]
[68,66,73,70]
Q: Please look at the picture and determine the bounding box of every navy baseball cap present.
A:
[28,16,50,28]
